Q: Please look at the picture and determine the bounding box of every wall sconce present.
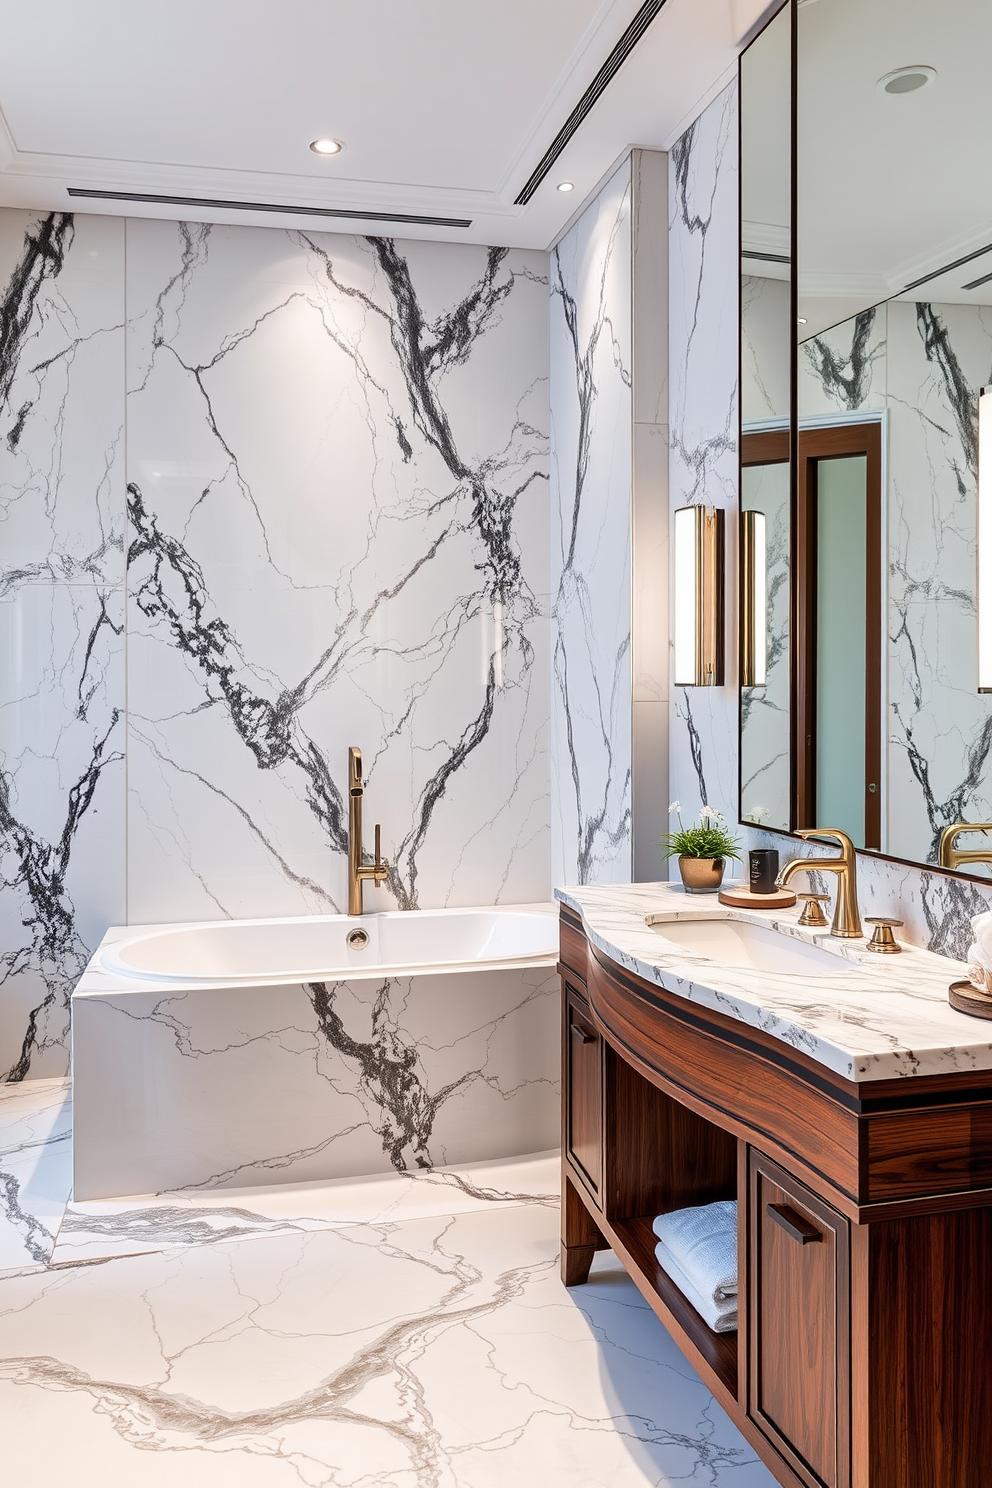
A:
[980,386,992,692]
[673,505,724,686]
[741,509,767,687]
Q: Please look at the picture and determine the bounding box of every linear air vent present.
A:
[742,250,791,264]
[66,188,472,229]
[514,0,670,206]
[903,240,992,293]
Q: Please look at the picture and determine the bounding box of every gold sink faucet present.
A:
[348,746,388,916]
[938,822,992,872]
[776,828,862,939]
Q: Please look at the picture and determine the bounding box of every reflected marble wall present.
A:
[550,165,633,885]
[0,211,551,1081]
[800,300,992,867]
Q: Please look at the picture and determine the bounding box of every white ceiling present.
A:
[0,0,776,248]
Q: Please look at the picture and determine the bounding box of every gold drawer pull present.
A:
[767,1202,821,1244]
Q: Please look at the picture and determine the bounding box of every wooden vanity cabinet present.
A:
[558,906,992,1488]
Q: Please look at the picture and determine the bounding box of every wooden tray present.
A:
[948,980,992,1020]
[718,884,797,910]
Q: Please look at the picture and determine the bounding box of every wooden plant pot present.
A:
[678,855,725,894]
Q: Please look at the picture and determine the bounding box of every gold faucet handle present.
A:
[796,892,830,928]
[373,823,389,880]
[865,917,903,954]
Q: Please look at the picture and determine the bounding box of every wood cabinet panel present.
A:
[564,986,603,1198]
[749,1153,850,1488]
[866,1103,992,1200]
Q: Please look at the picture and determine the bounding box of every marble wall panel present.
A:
[550,164,633,887]
[124,221,551,922]
[72,963,559,1198]
[668,84,741,843]
[0,212,126,1081]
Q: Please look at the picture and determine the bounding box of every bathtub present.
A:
[72,904,560,1201]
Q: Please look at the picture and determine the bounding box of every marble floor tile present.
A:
[52,1150,560,1265]
[1,1202,775,1487]
[0,1078,72,1276]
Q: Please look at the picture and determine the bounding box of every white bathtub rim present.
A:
[75,901,560,998]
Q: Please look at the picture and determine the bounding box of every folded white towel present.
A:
[652,1200,737,1303]
[655,1241,738,1334]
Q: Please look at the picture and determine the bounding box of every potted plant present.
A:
[662,802,741,894]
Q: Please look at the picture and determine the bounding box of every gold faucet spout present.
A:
[348,746,389,916]
[938,822,992,872]
[775,827,862,938]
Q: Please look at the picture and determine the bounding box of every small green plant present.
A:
[661,802,741,861]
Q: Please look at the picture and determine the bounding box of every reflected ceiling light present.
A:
[979,388,992,691]
[309,138,344,155]
[673,505,724,687]
[877,66,936,96]
[557,181,574,193]
[741,511,767,688]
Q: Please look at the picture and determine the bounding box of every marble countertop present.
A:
[555,881,991,1082]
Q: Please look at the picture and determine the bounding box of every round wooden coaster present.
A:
[717,884,797,910]
[948,980,992,1020]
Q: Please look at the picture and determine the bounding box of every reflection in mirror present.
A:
[739,1,792,832]
[797,0,992,873]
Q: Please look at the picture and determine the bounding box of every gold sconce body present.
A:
[673,504,725,687]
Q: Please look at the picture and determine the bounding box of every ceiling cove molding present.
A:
[65,188,472,230]
[514,0,671,205]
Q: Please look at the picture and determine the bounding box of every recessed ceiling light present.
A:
[877,65,936,96]
[557,181,574,193]
[309,138,344,156]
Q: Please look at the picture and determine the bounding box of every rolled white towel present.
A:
[652,1200,737,1303]
[971,912,992,963]
[655,1241,738,1334]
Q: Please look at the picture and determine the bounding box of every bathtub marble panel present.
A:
[0,1205,774,1488]
[0,584,125,1081]
[124,220,550,923]
[668,84,741,838]
[549,163,633,887]
[71,965,559,1199]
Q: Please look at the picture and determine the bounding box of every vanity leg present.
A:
[561,1173,603,1286]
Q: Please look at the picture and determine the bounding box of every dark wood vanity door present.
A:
[749,1151,850,1488]
[564,985,603,1199]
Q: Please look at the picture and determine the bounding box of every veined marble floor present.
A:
[1,1079,776,1486]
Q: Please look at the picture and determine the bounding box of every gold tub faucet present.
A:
[938,823,992,872]
[776,827,862,939]
[348,746,389,916]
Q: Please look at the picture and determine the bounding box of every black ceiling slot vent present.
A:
[514,0,670,206]
[66,188,472,229]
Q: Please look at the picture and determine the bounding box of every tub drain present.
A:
[346,928,370,950]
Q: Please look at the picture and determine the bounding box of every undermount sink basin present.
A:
[645,915,856,976]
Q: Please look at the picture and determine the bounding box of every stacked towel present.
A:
[966,910,992,992]
[653,1200,738,1335]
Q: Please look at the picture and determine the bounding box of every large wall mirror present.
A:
[740,0,992,878]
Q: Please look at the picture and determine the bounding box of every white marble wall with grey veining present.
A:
[0,210,553,1084]
[126,220,551,923]
[0,212,126,1082]
[668,84,741,843]
[550,164,633,887]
